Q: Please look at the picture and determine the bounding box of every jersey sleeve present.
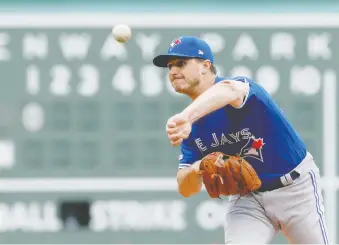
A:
[223,76,256,109]
[178,137,202,169]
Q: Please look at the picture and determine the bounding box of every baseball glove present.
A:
[199,152,262,198]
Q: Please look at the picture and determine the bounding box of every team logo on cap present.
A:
[169,38,182,49]
[239,136,265,162]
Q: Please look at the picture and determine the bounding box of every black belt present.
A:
[257,170,300,192]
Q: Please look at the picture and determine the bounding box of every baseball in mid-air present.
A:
[112,24,131,43]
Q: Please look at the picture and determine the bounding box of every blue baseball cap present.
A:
[153,36,214,68]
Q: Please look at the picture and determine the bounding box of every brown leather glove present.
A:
[199,152,262,198]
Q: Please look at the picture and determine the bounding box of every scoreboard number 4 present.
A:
[26,64,180,97]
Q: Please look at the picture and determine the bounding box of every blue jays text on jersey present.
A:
[178,76,307,187]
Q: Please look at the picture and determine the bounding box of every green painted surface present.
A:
[0,15,337,243]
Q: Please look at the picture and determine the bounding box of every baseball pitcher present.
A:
[153,36,329,244]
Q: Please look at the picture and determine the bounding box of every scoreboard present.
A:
[0,13,338,244]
